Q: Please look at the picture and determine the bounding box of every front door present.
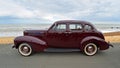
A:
[47,23,69,48]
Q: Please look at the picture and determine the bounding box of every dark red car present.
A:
[12,20,113,56]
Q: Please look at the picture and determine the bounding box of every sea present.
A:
[0,23,120,37]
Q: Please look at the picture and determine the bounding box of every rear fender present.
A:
[80,36,109,51]
[14,36,47,52]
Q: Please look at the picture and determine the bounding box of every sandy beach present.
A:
[0,37,14,44]
[104,31,120,43]
[0,31,120,44]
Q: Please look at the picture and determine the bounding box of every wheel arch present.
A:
[14,36,47,52]
[80,36,104,51]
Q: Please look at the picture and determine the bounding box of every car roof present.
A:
[54,20,92,25]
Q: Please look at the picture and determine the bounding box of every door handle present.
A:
[64,32,71,34]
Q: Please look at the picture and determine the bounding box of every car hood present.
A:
[24,30,47,36]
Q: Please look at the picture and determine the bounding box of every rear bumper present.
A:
[108,42,114,48]
[99,41,113,50]
[11,44,16,49]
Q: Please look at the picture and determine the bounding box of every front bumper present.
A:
[11,44,16,49]
[108,42,114,47]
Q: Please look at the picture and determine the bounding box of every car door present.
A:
[47,23,69,48]
[66,23,84,48]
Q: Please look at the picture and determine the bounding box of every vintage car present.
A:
[12,20,113,56]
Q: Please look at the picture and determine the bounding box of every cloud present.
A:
[0,0,35,18]
[0,0,120,23]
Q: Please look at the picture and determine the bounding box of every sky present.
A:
[0,0,120,24]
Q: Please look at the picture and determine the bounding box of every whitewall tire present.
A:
[84,43,98,56]
[18,43,33,56]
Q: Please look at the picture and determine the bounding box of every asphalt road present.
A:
[0,43,120,68]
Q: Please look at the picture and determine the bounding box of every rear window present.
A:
[84,25,92,32]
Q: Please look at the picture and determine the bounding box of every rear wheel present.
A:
[83,43,98,56]
[18,43,33,57]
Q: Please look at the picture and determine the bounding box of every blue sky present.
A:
[0,0,120,24]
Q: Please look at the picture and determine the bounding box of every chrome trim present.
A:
[109,44,114,48]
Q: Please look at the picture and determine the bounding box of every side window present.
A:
[69,24,82,32]
[55,24,66,31]
[84,25,92,32]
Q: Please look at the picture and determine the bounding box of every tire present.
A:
[83,43,98,56]
[18,43,33,57]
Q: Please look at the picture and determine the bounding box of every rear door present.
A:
[66,23,83,48]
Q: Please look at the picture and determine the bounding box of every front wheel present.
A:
[83,43,98,56]
[18,43,33,57]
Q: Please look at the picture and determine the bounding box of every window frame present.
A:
[52,23,67,32]
[69,23,83,32]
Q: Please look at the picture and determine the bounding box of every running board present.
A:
[44,48,80,52]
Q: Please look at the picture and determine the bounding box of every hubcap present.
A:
[21,46,30,54]
[19,43,32,56]
[86,45,95,53]
[84,43,97,56]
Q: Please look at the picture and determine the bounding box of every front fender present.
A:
[14,36,47,52]
[80,36,109,51]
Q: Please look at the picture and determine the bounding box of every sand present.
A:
[104,32,120,43]
[0,37,14,44]
[0,31,120,44]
